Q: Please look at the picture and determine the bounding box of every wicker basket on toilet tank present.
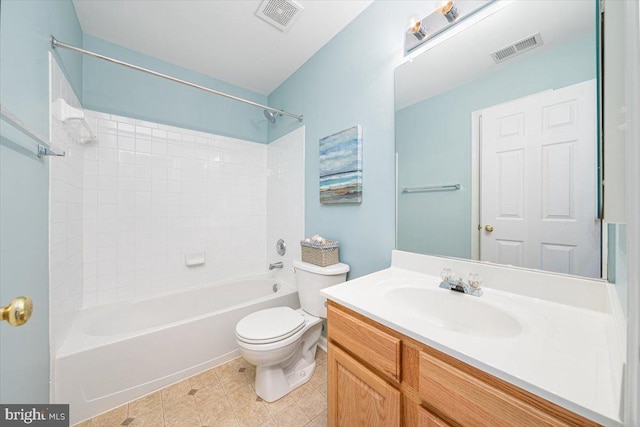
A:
[300,240,339,267]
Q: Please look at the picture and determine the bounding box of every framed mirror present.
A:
[395,0,603,279]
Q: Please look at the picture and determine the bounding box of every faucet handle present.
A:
[441,268,454,282]
[468,273,482,289]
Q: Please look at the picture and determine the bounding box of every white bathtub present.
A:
[55,277,299,425]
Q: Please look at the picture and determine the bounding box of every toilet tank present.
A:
[293,260,349,318]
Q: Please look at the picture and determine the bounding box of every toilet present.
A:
[235,260,349,402]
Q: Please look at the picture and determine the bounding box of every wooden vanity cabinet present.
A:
[328,344,401,426]
[417,406,452,427]
[326,301,600,427]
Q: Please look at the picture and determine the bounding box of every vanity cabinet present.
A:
[328,344,401,426]
[417,406,451,427]
[327,301,600,427]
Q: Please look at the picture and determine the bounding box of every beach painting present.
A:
[319,125,363,204]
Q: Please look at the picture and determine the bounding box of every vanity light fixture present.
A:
[438,1,460,23]
[410,21,428,40]
[404,0,498,56]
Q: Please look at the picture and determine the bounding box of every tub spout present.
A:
[269,262,283,270]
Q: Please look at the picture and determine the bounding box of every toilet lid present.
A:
[236,307,305,344]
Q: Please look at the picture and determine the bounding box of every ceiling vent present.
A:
[491,33,544,64]
[256,0,304,32]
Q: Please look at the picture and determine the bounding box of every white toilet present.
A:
[235,260,349,402]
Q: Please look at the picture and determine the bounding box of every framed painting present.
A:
[319,125,363,204]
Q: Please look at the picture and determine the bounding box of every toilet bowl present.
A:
[235,260,349,402]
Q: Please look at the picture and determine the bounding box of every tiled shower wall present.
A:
[82,111,270,307]
[267,127,305,287]
[49,56,84,354]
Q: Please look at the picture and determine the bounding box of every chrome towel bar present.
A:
[402,184,461,193]
[1,105,65,158]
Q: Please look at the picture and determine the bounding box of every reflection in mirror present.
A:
[395,0,602,278]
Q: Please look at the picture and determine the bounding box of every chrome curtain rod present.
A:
[50,36,303,122]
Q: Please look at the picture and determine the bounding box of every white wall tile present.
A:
[49,57,85,355]
[53,95,305,320]
[81,111,280,306]
[266,127,305,287]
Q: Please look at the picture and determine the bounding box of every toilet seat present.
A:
[236,307,306,344]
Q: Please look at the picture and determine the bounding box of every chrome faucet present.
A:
[439,268,483,297]
[269,262,283,270]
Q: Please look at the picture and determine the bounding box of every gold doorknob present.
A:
[484,225,494,233]
[1,296,33,327]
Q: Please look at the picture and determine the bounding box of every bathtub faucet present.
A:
[269,262,283,270]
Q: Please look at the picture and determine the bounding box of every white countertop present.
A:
[321,255,625,427]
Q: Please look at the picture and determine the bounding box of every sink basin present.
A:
[384,287,522,338]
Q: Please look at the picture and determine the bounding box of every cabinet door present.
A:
[328,343,401,427]
[417,405,451,427]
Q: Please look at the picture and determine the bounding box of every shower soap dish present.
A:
[300,239,339,267]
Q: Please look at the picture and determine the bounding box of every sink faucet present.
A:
[269,262,283,270]
[439,269,483,297]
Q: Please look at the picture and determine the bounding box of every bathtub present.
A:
[55,277,299,425]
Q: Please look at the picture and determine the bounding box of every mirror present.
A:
[395,0,602,279]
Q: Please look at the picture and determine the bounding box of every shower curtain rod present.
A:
[50,36,303,122]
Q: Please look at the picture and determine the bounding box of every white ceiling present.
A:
[396,0,595,110]
[72,0,373,96]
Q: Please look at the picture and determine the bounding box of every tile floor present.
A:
[76,350,328,427]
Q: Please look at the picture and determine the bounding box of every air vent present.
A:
[256,0,304,32]
[491,33,544,64]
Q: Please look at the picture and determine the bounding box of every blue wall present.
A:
[82,35,269,144]
[0,0,83,403]
[1,0,83,135]
[267,2,423,279]
[396,33,596,258]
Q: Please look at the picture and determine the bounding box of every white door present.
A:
[480,80,600,278]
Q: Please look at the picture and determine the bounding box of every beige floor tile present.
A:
[217,368,252,394]
[128,390,162,417]
[227,383,260,411]
[166,419,201,427]
[233,401,270,427]
[261,392,296,417]
[314,349,327,364]
[127,409,164,427]
[315,382,327,399]
[163,394,200,426]
[84,356,331,427]
[74,420,92,427]
[161,379,192,403]
[215,357,251,375]
[198,396,234,425]
[308,365,327,389]
[190,367,221,390]
[90,404,128,427]
[244,365,257,383]
[208,414,241,427]
[306,410,327,427]
[194,381,226,407]
[288,381,315,402]
[296,389,326,420]
[271,405,310,427]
